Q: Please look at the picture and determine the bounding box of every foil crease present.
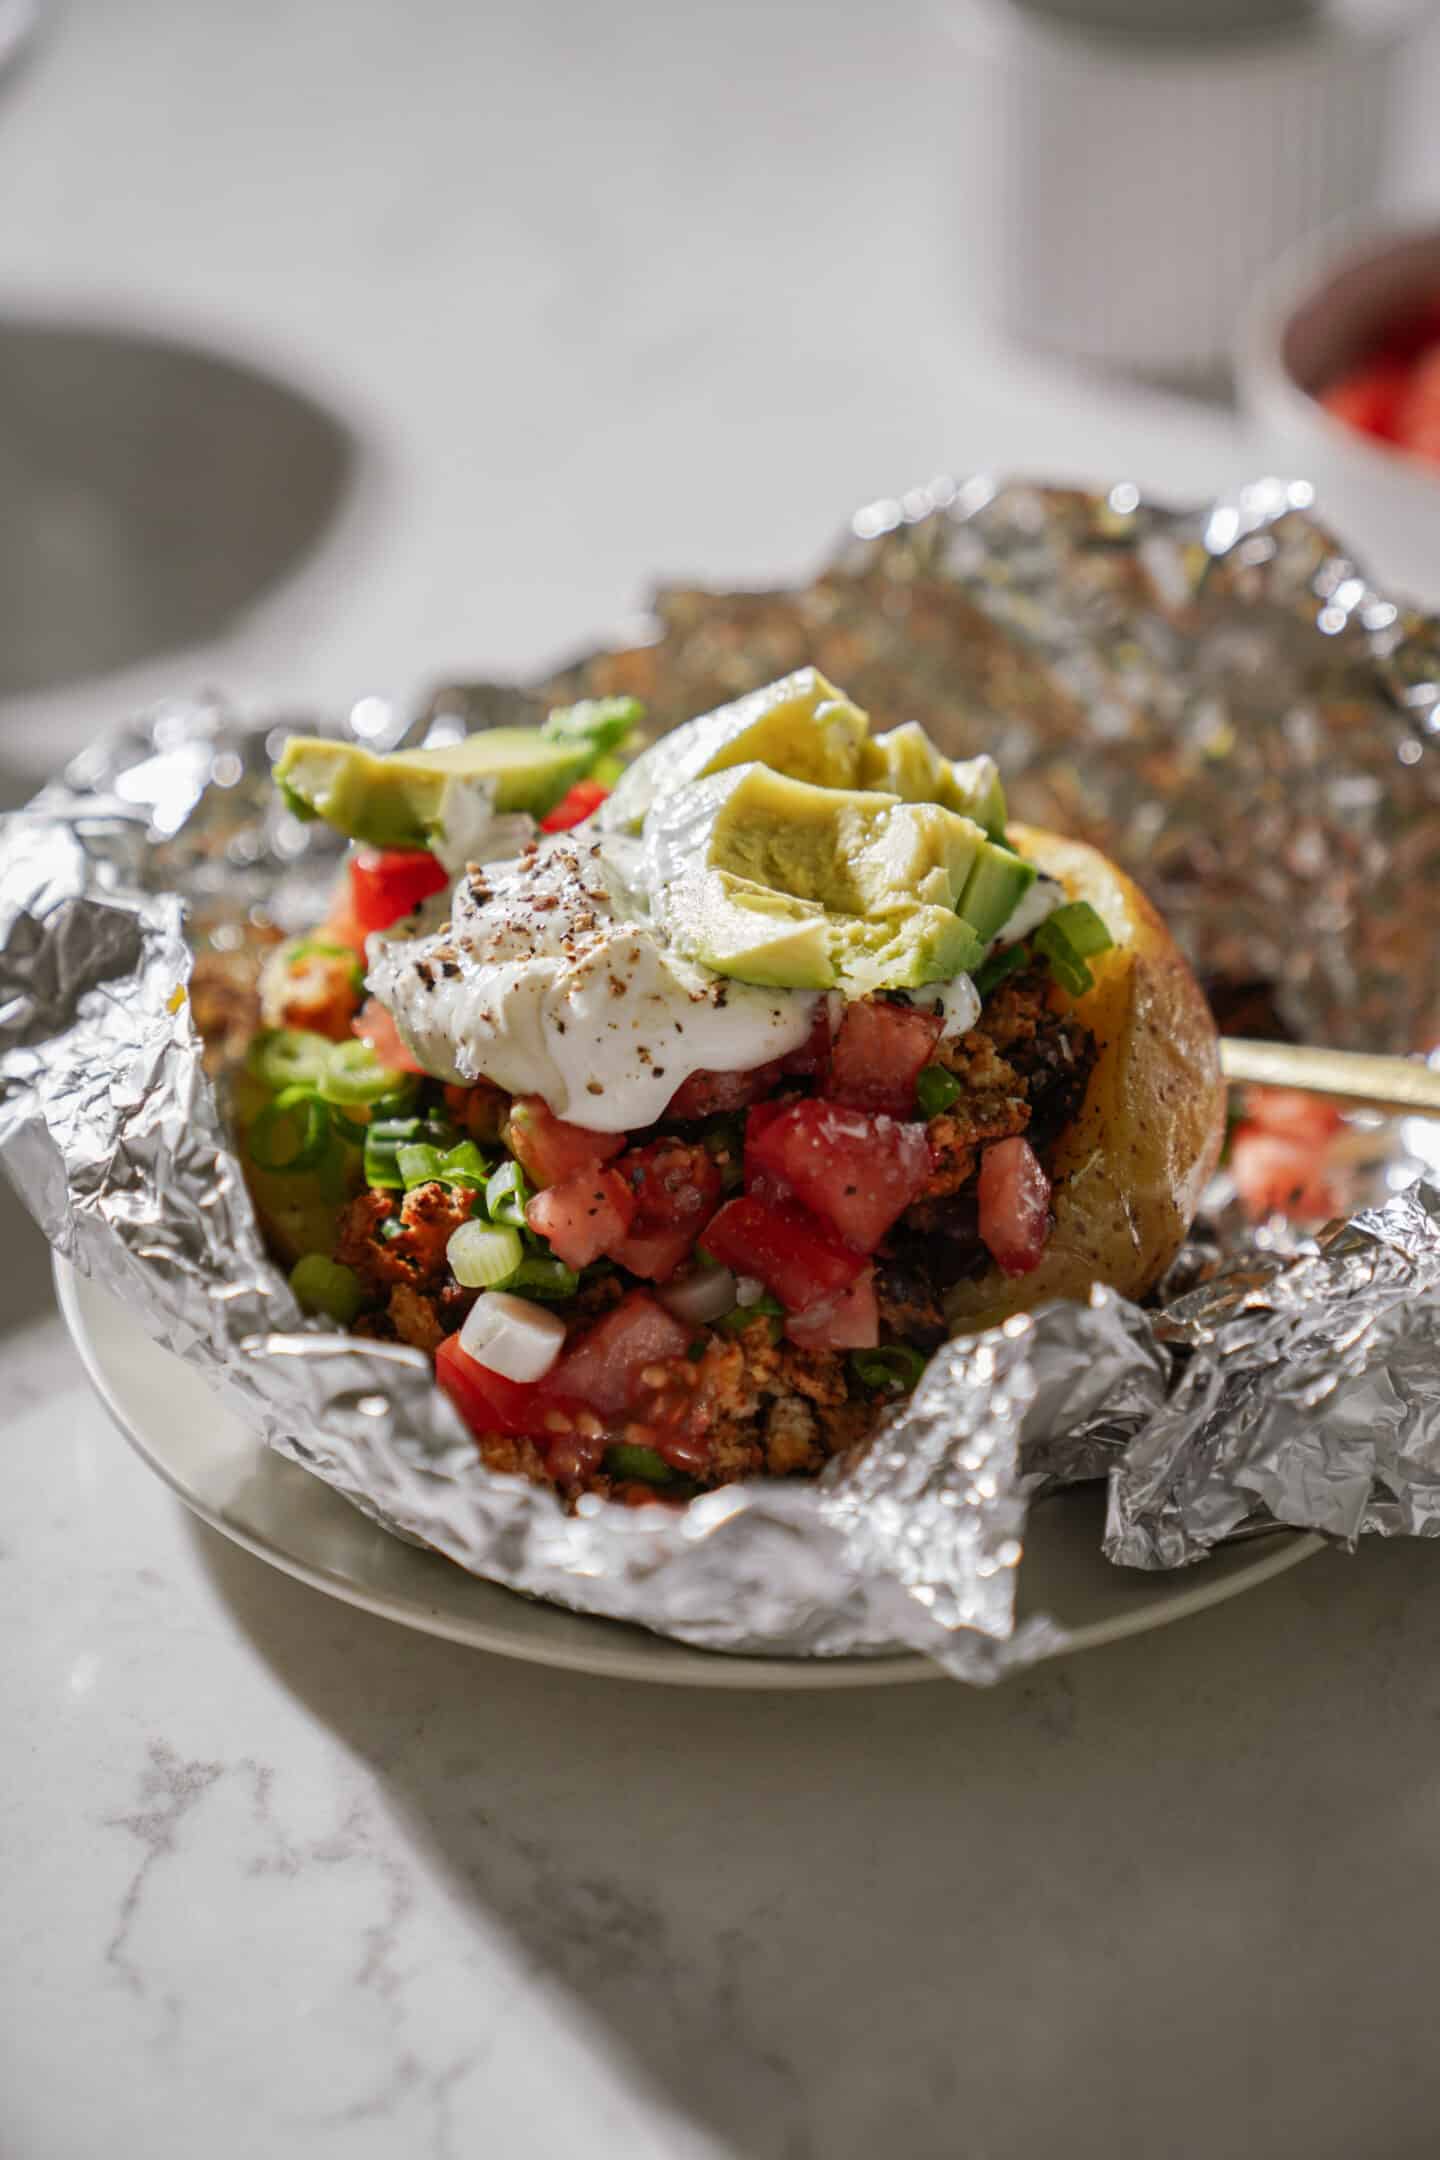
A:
[5,479,1440,1682]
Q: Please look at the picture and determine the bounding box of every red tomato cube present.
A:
[977,1136,1051,1278]
[526,1167,637,1269]
[745,1099,933,1252]
[547,1290,691,1415]
[701,1194,866,1311]
[827,999,942,1116]
[504,1096,626,1186]
[605,1139,723,1281]
[349,847,450,936]
[539,779,611,832]
[784,1267,879,1351]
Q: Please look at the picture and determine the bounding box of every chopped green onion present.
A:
[363,1115,457,1190]
[605,1442,676,1485]
[397,1141,446,1187]
[437,1140,490,1189]
[590,752,625,787]
[1047,901,1113,958]
[915,1064,963,1118]
[447,1219,524,1288]
[972,942,1030,999]
[248,1027,333,1093]
[320,1038,410,1107]
[288,938,364,992]
[507,1255,581,1300]
[715,1292,784,1337]
[1032,902,1113,998]
[1034,919,1093,997]
[248,1089,331,1173]
[542,696,645,759]
[850,1344,930,1394]
[486,1158,532,1228]
[289,1255,364,1324]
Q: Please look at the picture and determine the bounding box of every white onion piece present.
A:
[459,1290,566,1382]
[660,1266,737,1325]
[734,1275,766,1308]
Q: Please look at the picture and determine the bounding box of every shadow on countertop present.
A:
[190,1511,1440,2160]
[0,314,354,700]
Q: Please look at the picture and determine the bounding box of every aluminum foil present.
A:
[5,478,1440,1684]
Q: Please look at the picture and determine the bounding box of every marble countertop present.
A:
[7,4,1440,2155]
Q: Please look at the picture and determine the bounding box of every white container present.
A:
[1238,221,1440,605]
[949,0,1416,385]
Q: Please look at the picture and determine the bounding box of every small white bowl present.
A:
[1238,222,1440,606]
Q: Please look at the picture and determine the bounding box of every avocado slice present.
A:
[649,762,985,917]
[665,871,835,989]
[959,840,1037,943]
[274,729,592,848]
[858,728,1008,840]
[602,667,868,833]
[647,763,987,995]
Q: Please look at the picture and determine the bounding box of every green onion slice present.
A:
[486,1158,532,1228]
[289,1255,364,1324]
[604,1442,676,1485]
[507,1255,580,1301]
[446,1219,524,1289]
[849,1344,930,1394]
[248,1089,331,1173]
[972,943,1030,999]
[915,1064,963,1118]
[248,1027,333,1093]
[320,1038,409,1107]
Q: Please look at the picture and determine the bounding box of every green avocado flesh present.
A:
[274,729,592,847]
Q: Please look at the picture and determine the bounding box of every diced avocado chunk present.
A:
[944,755,1008,841]
[828,906,982,997]
[602,667,868,832]
[857,731,1007,840]
[664,871,834,989]
[655,762,985,918]
[958,840,1037,943]
[273,728,593,847]
[649,763,987,995]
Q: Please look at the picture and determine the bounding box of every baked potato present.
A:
[943,823,1226,1330]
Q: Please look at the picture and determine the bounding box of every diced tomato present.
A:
[526,1167,637,1269]
[547,1290,691,1415]
[701,1194,866,1311]
[784,1267,879,1351]
[539,779,611,832]
[354,998,425,1074]
[603,1139,722,1281]
[437,1332,582,1441]
[827,999,942,1117]
[504,1095,626,1187]
[1320,360,1408,443]
[745,1100,933,1253]
[349,847,449,936]
[1240,1086,1344,1148]
[1229,1130,1344,1223]
[663,1010,831,1121]
[664,1062,785,1121]
[978,1136,1051,1278]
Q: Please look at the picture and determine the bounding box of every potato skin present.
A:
[943,823,1226,1330]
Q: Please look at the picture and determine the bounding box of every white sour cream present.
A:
[367,833,821,1131]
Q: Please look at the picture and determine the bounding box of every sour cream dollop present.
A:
[367,833,821,1131]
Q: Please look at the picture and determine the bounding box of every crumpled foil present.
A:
[6,477,1440,1684]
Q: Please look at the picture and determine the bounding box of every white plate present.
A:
[56,1260,1324,1689]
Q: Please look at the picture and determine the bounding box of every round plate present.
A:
[56,1260,1324,1689]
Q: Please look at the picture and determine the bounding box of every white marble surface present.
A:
[8,4,1440,2156]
